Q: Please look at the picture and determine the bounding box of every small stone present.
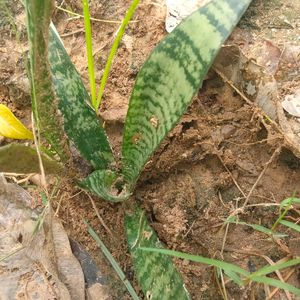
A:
[221,125,236,139]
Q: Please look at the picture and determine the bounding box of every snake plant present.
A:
[21,0,252,298]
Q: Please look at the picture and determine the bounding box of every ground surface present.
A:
[1,0,300,299]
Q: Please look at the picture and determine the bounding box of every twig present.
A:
[242,147,281,208]
[214,68,283,135]
[85,192,115,240]
[183,220,196,238]
[220,222,230,258]
[55,6,139,24]
[16,173,36,184]
[60,28,84,37]
[216,153,247,198]
[225,136,281,147]
[220,269,229,300]
[31,112,47,192]
[54,193,65,217]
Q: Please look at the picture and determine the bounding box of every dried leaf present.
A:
[0,104,33,140]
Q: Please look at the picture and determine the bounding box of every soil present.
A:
[1,0,300,299]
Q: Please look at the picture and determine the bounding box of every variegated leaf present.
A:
[80,169,130,202]
[25,0,68,160]
[48,24,114,170]
[121,0,252,184]
[125,206,190,300]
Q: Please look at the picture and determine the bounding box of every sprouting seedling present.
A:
[81,0,140,111]
[272,196,300,232]
[139,247,300,296]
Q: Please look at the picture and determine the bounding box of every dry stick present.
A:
[3,172,31,176]
[60,28,84,37]
[54,192,65,217]
[220,222,230,258]
[245,203,280,208]
[31,112,47,192]
[85,192,115,240]
[242,146,281,209]
[214,268,227,300]
[218,191,228,208]
[226,136,280,147]
[214,68,282,132]
[183,220,196,238]
[16,173,36,184]
[216,153,247,198]
[220,269,229,300]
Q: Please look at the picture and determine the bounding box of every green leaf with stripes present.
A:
[80,169,130,202]
[25,0,68,161]
[121,0,252,185]
[125,206,190,300]
[48,23,114,170]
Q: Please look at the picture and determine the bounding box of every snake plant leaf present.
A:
[0,144,63,174]
[125,206,190,300]
[80,169,130,202]
[0,105,33,140]
[25,0,68,161]
[121,0,252,184]
[48,24,114,170]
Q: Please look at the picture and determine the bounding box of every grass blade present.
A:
[253,276,300,296]
[82,0,97,109]
[280,220,300,233]
[226,217,287,238]
[280,197,300,210]
[249,258,300,278]
[141,248,300,296]
[224,269,244,286]
[140,248,249,277]
[85,221,140,300]
[95,0,140,109]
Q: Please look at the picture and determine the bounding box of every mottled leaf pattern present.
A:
[121,0,252,184]
[125,206,190,300]
[80,169,130,202]
[25,0,68,160]
[48,24,114,170]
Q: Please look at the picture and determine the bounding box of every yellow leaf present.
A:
[0,104,33,140]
